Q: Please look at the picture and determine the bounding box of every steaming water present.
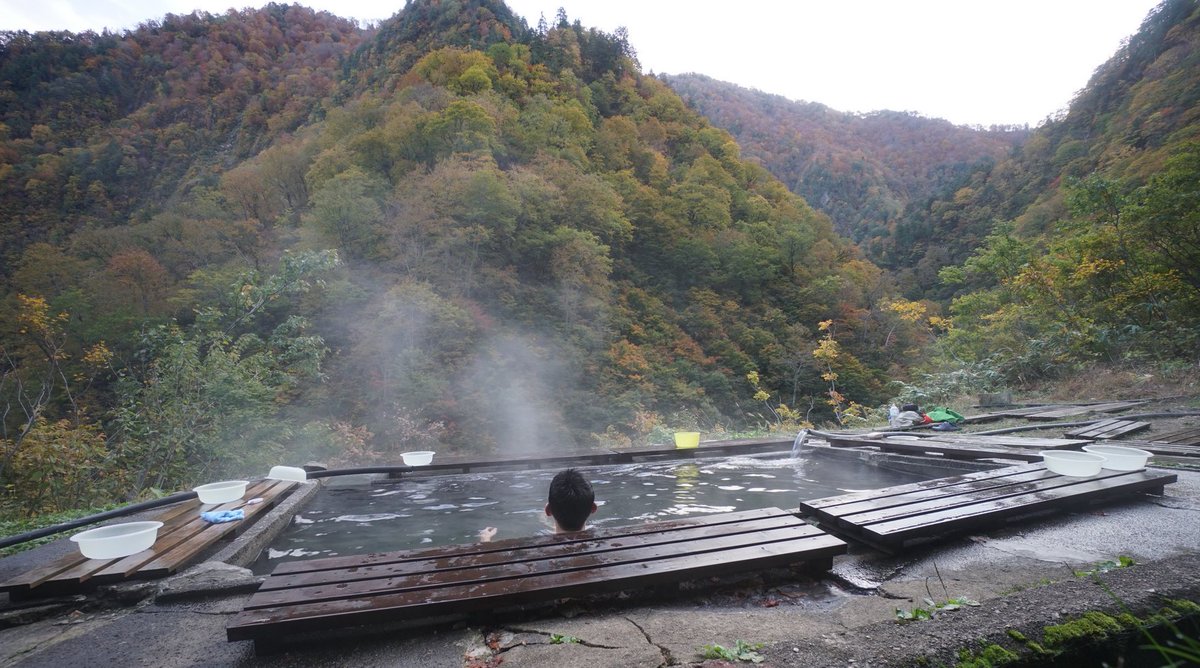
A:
[252,452,946,573]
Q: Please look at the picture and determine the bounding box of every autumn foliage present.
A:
[0,0,1197,518]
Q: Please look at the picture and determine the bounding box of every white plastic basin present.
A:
[1040,450,1105,477]
[401,451,435,466]
[70,521,163,559]
[1082,444,1152,471]
[267,465,307,482]
[193,480,249,504]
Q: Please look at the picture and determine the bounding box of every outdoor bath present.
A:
[251,449,955,574]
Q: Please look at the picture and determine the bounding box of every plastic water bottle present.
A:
[888,404,900,426]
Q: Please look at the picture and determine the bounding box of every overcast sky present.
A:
[5,0,1162,127]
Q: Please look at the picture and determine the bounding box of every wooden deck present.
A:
[798,463,1176,552]
[1146,426,1200,447]
[991,401,1147,421]
[823,433,1090,461]
[0,479,297,600]
[1064,418,1151,440]
[227,507,845,653]
[1106,440,1200,458]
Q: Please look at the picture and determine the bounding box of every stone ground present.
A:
[2,425,1199,666]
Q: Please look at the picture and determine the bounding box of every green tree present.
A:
[111,251,338,494]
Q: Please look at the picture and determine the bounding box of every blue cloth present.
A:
[200,509,245,524]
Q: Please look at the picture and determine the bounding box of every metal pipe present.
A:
[0,491,198,550]
[0,466,413,550]
[306,466,413,478]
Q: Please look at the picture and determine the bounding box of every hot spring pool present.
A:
[252,451,947,573]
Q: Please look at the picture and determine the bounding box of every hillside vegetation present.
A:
[1,0,1197,520]
[668,0,1200,391]
[662,73,1027,250]
[921,0,1200,382]
[0,1,924,517]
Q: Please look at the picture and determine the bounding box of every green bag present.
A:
[926,407,965,423]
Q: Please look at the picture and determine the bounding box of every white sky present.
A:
[4,0,1162,127]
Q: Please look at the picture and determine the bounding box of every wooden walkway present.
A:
[227,507,845,653]
[798,463,1176,552]
[993,401,1147,421]
[823,433,1090,461]
[0,479,297,600]
[1106,440,1200,458]
[1064,418,1151,440]
[1147,426,1200,447]
[1089,424,1200,458]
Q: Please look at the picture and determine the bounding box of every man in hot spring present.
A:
[479,468,596,542]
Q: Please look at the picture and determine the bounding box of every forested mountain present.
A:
[668,0,1200,385]
[1,0,923,516]
[918,0,1200,380]
[3,0,1195,520]
[662,73,1027,253]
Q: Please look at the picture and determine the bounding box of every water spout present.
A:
[791,429,809,458]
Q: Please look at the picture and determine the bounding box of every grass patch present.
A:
[699,640,764,663]
[1072,556,1135,578]
[0,504,122,557]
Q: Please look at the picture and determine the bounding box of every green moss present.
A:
[1043,611,1127,647]
[1167,599,1200,615]
[1026,641,1050,655]
[1005,628,1050,655]
[954,644,1019,667]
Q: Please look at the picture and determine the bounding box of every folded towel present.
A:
[200,509,245,524]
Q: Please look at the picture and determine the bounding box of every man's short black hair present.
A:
[548,468,594,531]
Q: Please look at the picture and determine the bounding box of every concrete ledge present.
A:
[208,480,323,568]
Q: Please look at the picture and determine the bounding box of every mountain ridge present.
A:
[662,72,1027,252]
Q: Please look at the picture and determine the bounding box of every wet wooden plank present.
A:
[614,438,796,461]
[872,440,1044,461]
[825,433,1084,450]
[1024,401,1147,421]
[814,468,1060,518]
[407,438,796,473]
[249,523,829,609]
[949,435,1090,448]
[1112,441,1200,458]
[800,466,1176,550]
[825,435,1044,461]
[228,508,846,643]
[270,507,795,575]
[863,469,1175,541]
[1149,426,1200,446]
[0,480,297,597]
[258,514,810,593]
[993,405,1068,417]
[417,451,623,473]
[834,469,1143,526]
[1064,419,1151,440]
[800,464,1042,511]
[134,479,296,578]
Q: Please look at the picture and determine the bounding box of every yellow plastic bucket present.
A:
[674,431,700,449]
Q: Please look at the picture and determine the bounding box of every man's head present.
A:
[546,468,596,532]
